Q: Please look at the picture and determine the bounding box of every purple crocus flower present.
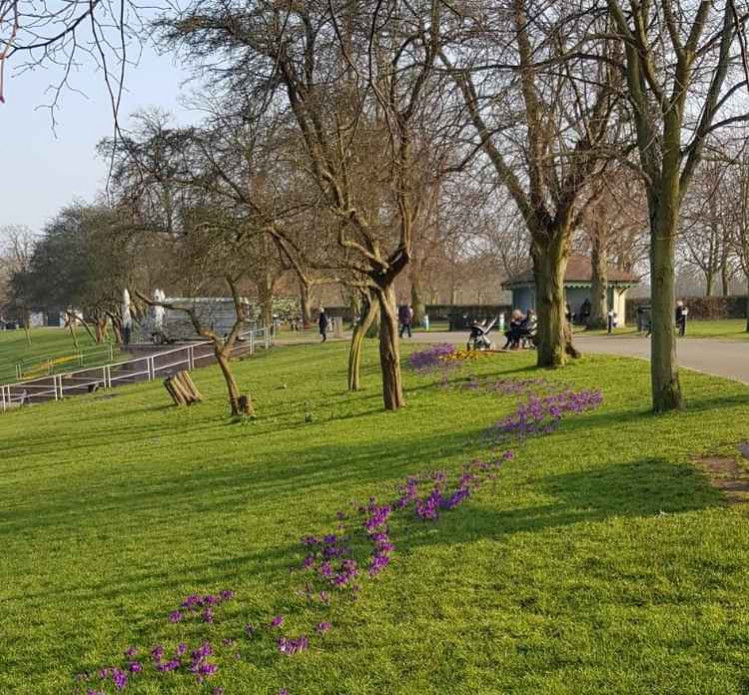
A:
[112,669,128,690]
[191,642,213,660]
[169,610,182,623]
[315,622,332,635]
[270,615,284,628]
[176,643,188,656]
[202,607,214,623]
[128,661,142,673]
[277,635,309,655]
[156,659,181,672]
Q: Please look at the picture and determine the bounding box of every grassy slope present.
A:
[2,342,749,694]
[0,328,117,383]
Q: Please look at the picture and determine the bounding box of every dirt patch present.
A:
[698,450,749,504]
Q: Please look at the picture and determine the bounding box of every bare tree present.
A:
[442,1,620,366]
[607,0,747,412]
[0,224,35,334]
[157,0,447,410]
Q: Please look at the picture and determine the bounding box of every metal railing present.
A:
[12,343,118,380]
[0,327,272,413]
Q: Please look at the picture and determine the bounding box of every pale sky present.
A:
[2,43,197,234]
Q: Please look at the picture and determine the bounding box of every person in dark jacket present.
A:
[318,308,329,342]
[398,304,413,338]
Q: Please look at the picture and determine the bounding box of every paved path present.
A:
[407,331,749,384]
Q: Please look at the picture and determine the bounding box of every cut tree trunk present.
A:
[375,282,405,410]
[348,297,380,391]
[164,370,203,406]
[649,189,683,413]
[533,233,579,367]
[587,234,608,330]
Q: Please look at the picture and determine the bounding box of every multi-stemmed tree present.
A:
[157,0,448,410]
[442,0,620,366]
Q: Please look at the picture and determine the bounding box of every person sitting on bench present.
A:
[503,310,524,349]
[518,310,537,348]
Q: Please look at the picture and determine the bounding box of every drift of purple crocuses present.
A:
[75,370,603,695]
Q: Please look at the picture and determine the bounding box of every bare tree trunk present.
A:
[650,190,683,412]
[79,317,97,344]
[299,277,312,327]
[348,296,379,391]
[721,263,730,297]
[587,232,608,330]
[68,320,80,351]
[410,261,426,326]
[216,350,253,417]
[375,282,405,410]
[705,270,714,297]
[258,272,274,329]
[533,233,579,367]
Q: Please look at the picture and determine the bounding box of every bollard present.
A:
[607,311,614,335]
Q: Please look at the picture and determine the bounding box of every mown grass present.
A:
[581,318,749,340]
[0,328,121,383]
[2,340,749,694]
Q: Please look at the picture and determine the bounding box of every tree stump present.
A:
[237,394,253,415]
[164,370,203,406]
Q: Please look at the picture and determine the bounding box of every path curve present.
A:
[407,331,749,384]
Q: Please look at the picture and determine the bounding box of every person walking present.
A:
[675,300,688,337]
[318,308,329,342]
[398,304,413,338]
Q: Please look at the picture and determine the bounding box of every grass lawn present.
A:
[2,340,749,694]
[580,318,749,340]
[0,328,122,383]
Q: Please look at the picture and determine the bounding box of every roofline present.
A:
[501,280,637,289]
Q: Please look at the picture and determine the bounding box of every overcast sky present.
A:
[2,43,197,234]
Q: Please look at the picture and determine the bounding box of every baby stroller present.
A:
[467,317,496,351]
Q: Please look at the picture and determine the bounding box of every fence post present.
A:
[265,327,270,350]
[147,356,155,381]
[250,331,255,356]
[1,385,6,413]
[188,345,195,370]
[109,343,114,362]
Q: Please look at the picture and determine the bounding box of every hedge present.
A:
[626,295,749,322]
